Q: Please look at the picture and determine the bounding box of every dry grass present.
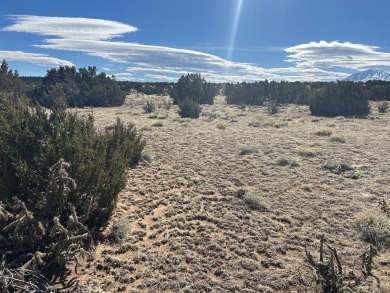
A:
[295,145,322,157]
[330,135,347,143]
[356,209,390,246]
[315,128,333,136]
[68,94,390,292]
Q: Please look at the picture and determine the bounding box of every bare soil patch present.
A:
[71,95,390,292]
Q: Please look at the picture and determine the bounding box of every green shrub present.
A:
[178,98,202,118]
[29,65,126,107]
[170,73,217,105]
[0,59,26,96]
[309,82,370,117]
[0,159,92,286]
[0,94,145,228]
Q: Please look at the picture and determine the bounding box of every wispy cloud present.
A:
[285,41,390,71]
[2,15,137,40]
[2,16,389,82]
[0,50,73,67]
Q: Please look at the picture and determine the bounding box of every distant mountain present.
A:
[344,69,390,82]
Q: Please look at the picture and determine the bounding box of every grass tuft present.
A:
[316,128,333,136]
[244,192,269,210]
[330,135,346,143]
[356,209,390,247]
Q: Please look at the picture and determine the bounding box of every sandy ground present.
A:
[70,94,390,292]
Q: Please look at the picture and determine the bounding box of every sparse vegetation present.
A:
[141,149,152,163]
[216,122,226,129]
[239,146,258,155]
[143,100,156,113]
[266,99,279,114]
[305,234,379,292]
[330,135,346,143]
[178,98,202,118]
[316,128,333,136]
[277,157,300,167]
[356,208,390,247]
[248,120,262,127]
[107,218,131,243]
[2,63,390,292]
[378,101,389,113]
[323,161,353,174]
[243,191,269,210]
[295,146,321,157]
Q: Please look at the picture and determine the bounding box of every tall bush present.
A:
[0,93,145,228]
[29,65,126,107]
[309,82,370,117]
[170,73,217,105]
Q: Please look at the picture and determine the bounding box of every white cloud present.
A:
[3,15,389,81]
[0,50,73,67]
[285,41,390,71]
[2,15,137,40]
[144,74,178,81]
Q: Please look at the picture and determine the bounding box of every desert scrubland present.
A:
[71,95,390,292]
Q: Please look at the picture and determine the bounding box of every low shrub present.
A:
[356,208,390,247]
[178,98,202,118]
[107,218,131,243]
[295,146,321,157]
[323,161,352,174]
[248,121,262,127]
[152,121,163,127]
[315,128,333,136]
[143,100,156,113]
[378,101,389,113]
[216,122,226,129]
[141,149,152,163]
[266,99,279,115]
[277,157,300,167]
[306,234,378,292]
[243,192,269,210]
[239,146,258,155]
[330,135,346,143]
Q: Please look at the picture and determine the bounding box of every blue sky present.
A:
[1,0,390,82]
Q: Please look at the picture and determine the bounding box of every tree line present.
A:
[1,60,389,117]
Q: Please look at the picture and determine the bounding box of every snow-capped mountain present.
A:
[344,69,390,82]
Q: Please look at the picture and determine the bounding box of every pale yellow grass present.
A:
[71,95,390,292]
